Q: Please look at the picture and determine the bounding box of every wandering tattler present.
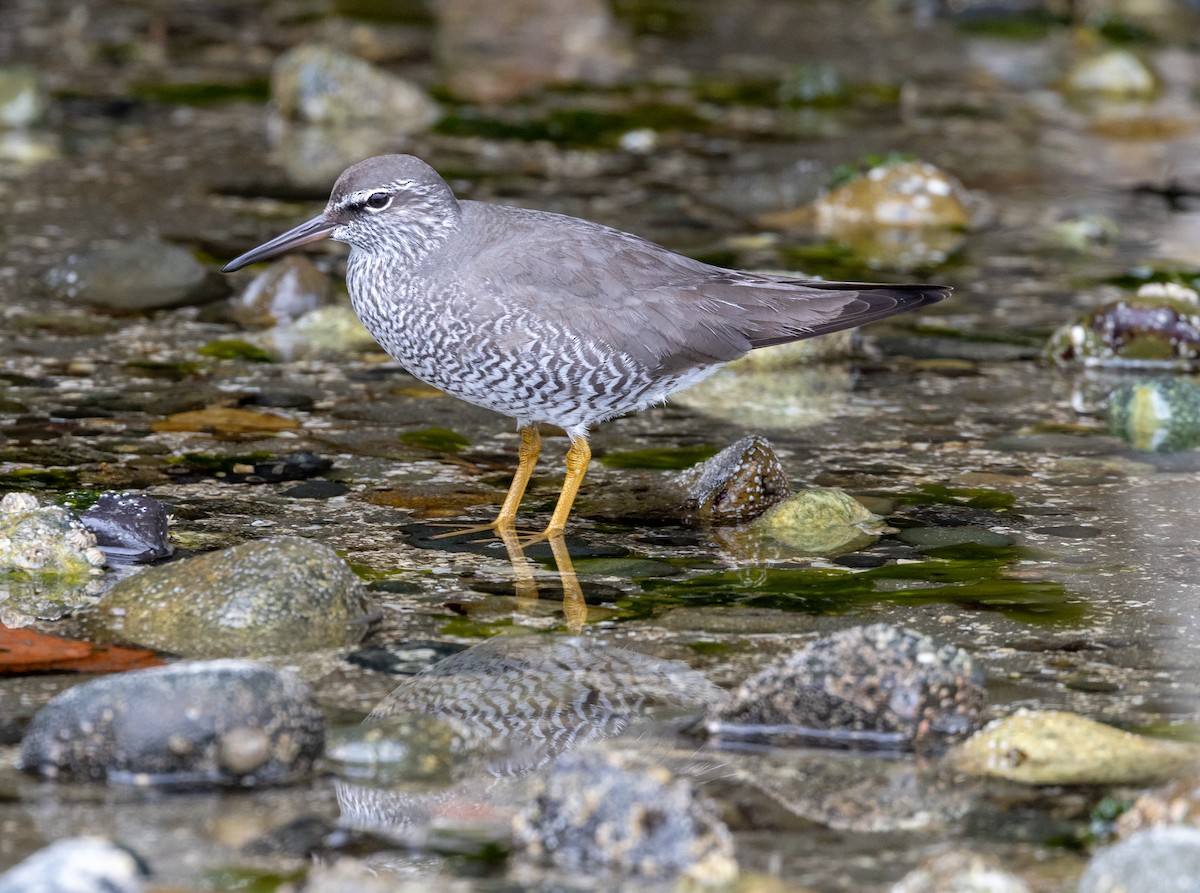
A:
[223,155,950,536]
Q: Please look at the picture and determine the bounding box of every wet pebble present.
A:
[812,159,971,230]
[512,747,737,883]
[93,535,371,657]
[80,492,172,564]
[43,236,228,311]
[675,434,792,524]
[434,0,633,102]
[890,849,1030,893]
[1045,282,1200,369]
[0,65,46,128]
[1107,376,1200,452]
[19,660,325,786]
[271,43,439,129]
[0,492,106,575]
[1079,827,1200,893]
[269,304,380,357]
[948,709,1200,785]
[743,487,889,556]
[707,624,986,750]
[1064,49,1158,99]
[0,837,147,893]
[1117,776,1200,837]
[230,256,334,328]
[898,525,1013,550]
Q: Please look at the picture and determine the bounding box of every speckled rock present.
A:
[0,492,106,575]
[744,487,888,556]
[512,747,737,883]
[948,709,1200,785]
[271,44,439,129]
[675,435,792,524]
[367,636,725,775]
[707,624,985,750]
[230,256,334,327]
[433,0,633,102]
[1064,49,1158,99]
[93,535,371,657]
[43,236,228,311]
[812,160,971,230]
[1107,376,1200,452]
[0,65,46,128]
[1045,282,1200,369]
[80,492,173,563]
[0,837,147,893]
[1080,827,1200,893]
[19,660,325,786]
[890,850,1030,893]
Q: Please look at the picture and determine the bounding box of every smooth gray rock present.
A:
[0,837,146,893]
[19,660,325,786]
[1080,827,1200,893]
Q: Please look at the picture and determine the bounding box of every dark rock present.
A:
[345,641,467,675]
[19,660,325,786]
[237,390,316,411]
[280,480,349,500]
[92,535,371,657]
[80,492,173,563]
[0,838,147,893]
[707,624,985,750]
[512,747,736,882]
[43,237,229,312]
[675,435,792,524]
[432,0,633,102]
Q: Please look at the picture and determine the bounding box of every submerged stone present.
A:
[271,304,380,356]
[1107,376,1200,452]
[1080,828,1200,893]
[746,487,888,556]
[949,709,1200,785]
[675,435,792,524]
[512,746,737,883]
[93,535,371,657]
[1045,282,1200,369]
[0,837,147,893]
[43,237,228,311]
[707,624,985,750]
[271,44,439,129]
[1117,776,1200,838]
[19,660,325,786]
[80,492,173,564]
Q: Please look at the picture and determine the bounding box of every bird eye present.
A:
[364,192,392,211]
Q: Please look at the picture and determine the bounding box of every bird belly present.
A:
[350,287,718,428]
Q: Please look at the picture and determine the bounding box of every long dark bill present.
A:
[221,214,337,272]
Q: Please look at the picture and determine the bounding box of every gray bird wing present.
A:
[455,203,949,375]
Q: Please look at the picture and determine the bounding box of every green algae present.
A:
[599,444,719,470]
[197,339,277,362]
[438,616,513,638]
[434,103,710,149]
[131,78,269,105]
[397,427,471,453]
[124,359,202,379]
[56,489,104,512]
[0,468,82,490]
[893,483,1017,511]
[611,0,694,37]
[625,551,1084,625]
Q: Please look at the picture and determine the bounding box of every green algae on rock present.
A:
[949,709,1200,785]
[91,535,371,657]
[0,492,106,576]
[1107,376,1200,451]
[1045,282,1200,369]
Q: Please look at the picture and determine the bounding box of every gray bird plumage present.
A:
[224,154,950,535]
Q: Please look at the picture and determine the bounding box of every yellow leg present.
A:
[543,435,591,537]
[549,533,587,632]
[494,425,541,530]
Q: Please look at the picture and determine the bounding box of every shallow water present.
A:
[2,0,1200,890]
